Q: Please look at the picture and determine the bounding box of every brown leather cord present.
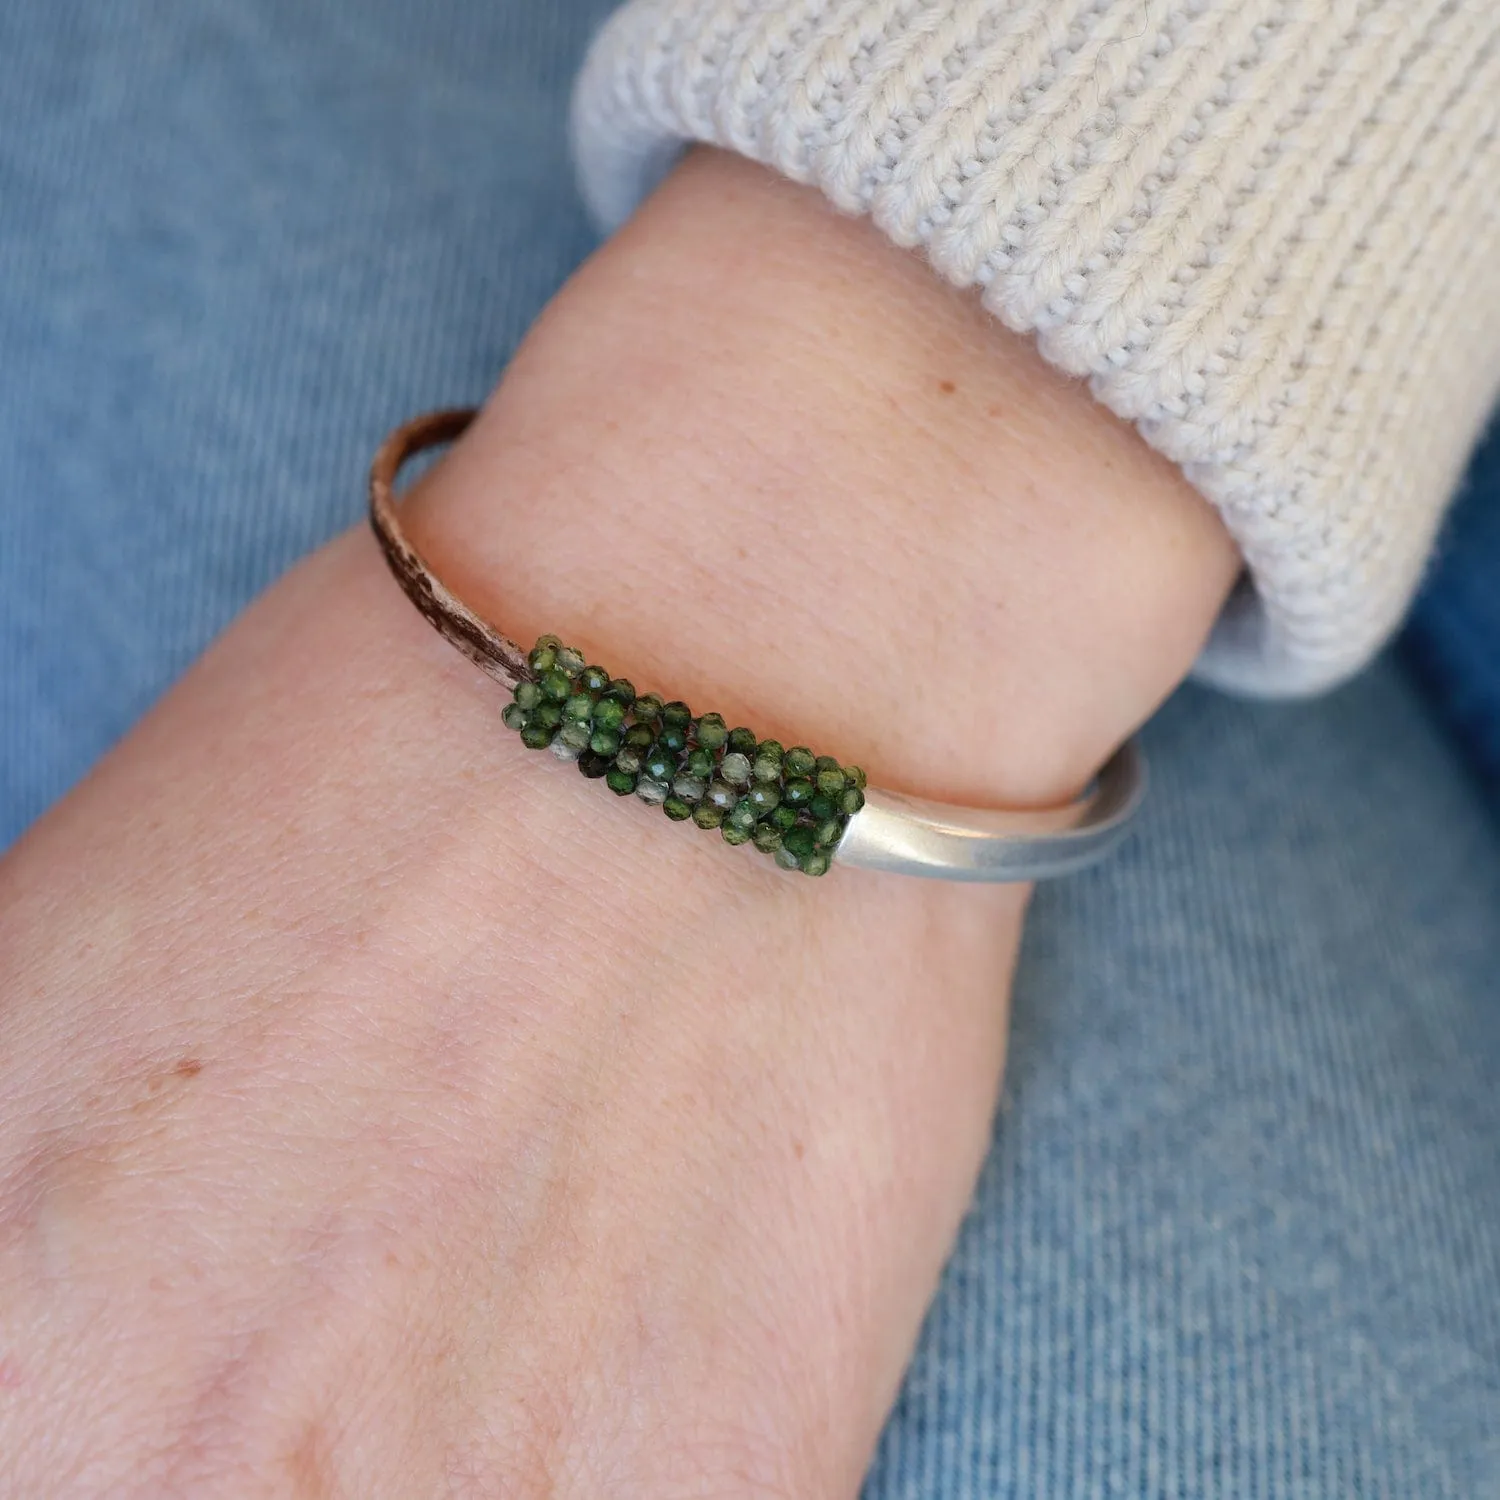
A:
[368,408,532,692]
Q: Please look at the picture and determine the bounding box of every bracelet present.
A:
[369,409,1145,882]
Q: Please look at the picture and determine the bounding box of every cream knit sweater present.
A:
[573,0,1500,696]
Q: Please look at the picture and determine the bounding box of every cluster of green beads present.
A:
[501,636,866,877]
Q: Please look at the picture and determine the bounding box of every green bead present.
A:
[540,669,571,702]
[841,787,866,815]
[721,823,752,847]
[847,765,868,792]
[501,703,529,732]
[514,680,543,711]
[644,745,678,783]
[782,778,814,808]
[727,727,758,757]
[606,768,637,797]
[520,723,554,751]
[748,782,781,814]
[684,747,714,780]
[528,637,560,673]
[614,746,644,776]
[782,825,817,860]
[658,724,689,755]
[558,720,592,752]
[757,739,784,760]
[728,798,759,832]
[636,777,669,807]
[801,851,832,877]
[564,693,595,722]
[693,802,725,829]
[769,805,799,832]
[607,678,636,706]
[633,693,664,723]
[808,793,837,822]
[624,723,655,751]
[662,701,693,728]
[814,819,843,848]
[784,746,816,778]
[752,752,782,783]
[720,752,752,786]
[672,773,707,803]
[774,846,802,871]
[592,696,627,732]
[590,727,622,757]
[533,701,564,730]
[580,664,610,694]
[815,763,847,797]
[662,796,693,822]
[556,646,586,677]
[705,780,738,812]
[751,823,783,853]
[695,713,728,750]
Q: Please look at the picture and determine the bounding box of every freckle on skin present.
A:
[939,380,957,395]
[792,1139,805,1160]
[175,1058,203,1080]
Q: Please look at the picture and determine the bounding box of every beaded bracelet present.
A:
[370,409,1144,882]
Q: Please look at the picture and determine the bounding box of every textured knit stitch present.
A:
[573,0,1500,695]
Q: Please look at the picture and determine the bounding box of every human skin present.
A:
[0,150,1239,1496]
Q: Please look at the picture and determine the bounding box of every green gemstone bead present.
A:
[847,765,868,792]
[564,692,595,722]
[578,751,612,779]
[782,778,814,808]
[533,701,564,731]
[514,680,543,711]
[695,713,728,750]
[841,787,866,815]
[774,846,802,871]
[520,723,554,751]
[757,739,784,760]
[633,693,664,722]
[814,819,843,848]
[784,747,816,778]
[556,646,586,678]
[751,823,783,853]
[551,738,582,763]
[540,669,571,702]
[705,780,737,812]
[662,701,693,728]
[748,782,781,814]
[592,696,627,732]
[727,727,758,757]
[580,664,610,694]
[607,678,636,706]
[624,723,655,751]
[658,724,689,755]
[662,796,693,822]
[501,703,529,732]
[721,823,752,847]
[684,747,714,780]
[606,768,637,797]
[801,851,832,877]
[769,805,799,832]
[815,764,847,797]
[644,745,678,783]
[720,752,752,786]
[728,798,759,832]
[782,825,817,860]
[614,747,644,776]
[558,721,592,752]
[527,638,559,674]
[751,753,782,783]
[693,802,725,830]
[672,773,707,803]
[636,777,669,806]
[590,727,622,757]
[808,793,837,822]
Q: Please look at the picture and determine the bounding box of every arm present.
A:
[0,150,1236,1496]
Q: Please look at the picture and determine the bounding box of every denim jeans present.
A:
[3,3,1498,1494]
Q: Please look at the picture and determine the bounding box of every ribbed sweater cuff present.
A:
[573,0,1500,695]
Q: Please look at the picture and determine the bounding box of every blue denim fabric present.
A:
[2,4,1498,1495]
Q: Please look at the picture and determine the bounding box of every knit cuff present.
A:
[573,0,1500,695]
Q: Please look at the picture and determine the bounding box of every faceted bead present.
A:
[693,802,725,829]
[590,727,622,757]
[727,727,758,757]
[636,777,669,806]
[847,765,868,792]
[769,805,799,832]
[757,739,784,760]
[551,738,583,763]
[564,693,595,722]
[607,678,636,706]
[721,823,752,847]
[802,851,832,877]
[662,796,693,822]
[751,753,782,783]
[578,750,612,779]
[592,696,627,732]
[501,703,529,732]
[658,724,689,755]
[606,768,637,797]
[705,780,738,812]
[774,846,802,871]
[748,782,781,814]
[695,713,728,751]
[644,745,678,783]
[533,702,564,730]
[720,752,752,786]
[528,637,560,674]
[672,773,707,803]
[624,723,655,751]
[662,701,693,728]
[782,825,817,860]
[684,747,714,780]
[614,747,644,776]
[558,720,592,752]
[556,646,586,677]
[841,787,866,816]
[814,819,843,848]
[514,680,543,711]
[580,664,610,694]
[633,693,664,723]
[782,778,814,808]
[751,823,783,853]
[520,723,554,751]
[808,793,836,822]
[728,799,759,832]
[815,762,847,797]
[784,747,816,779]
[540,670,571,702]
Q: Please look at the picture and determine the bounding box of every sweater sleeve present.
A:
[571,0,1500,696]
